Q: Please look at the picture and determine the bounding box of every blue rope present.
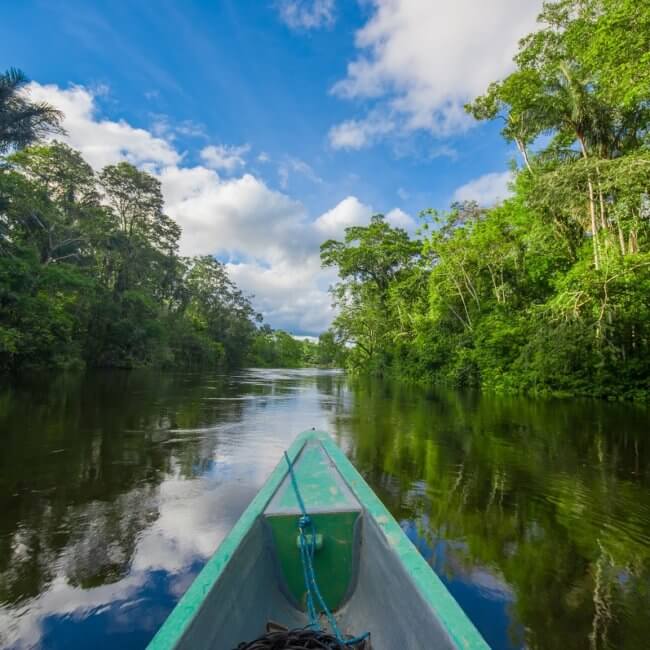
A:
[283,452,369,647]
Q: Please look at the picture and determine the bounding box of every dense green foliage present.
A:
[0,69,349,373]
[321,0,650,399]
[247,327,346,368]
[0,144,346,371]
[0,141,263,370]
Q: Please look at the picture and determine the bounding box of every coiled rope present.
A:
[234,626,367,650]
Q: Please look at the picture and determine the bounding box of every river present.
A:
[0,369,648,649]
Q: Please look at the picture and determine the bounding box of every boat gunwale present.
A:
[146,430,489,650]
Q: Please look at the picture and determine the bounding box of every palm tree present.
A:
[0,68,64,154]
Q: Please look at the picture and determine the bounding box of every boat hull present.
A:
[147,431,489,650]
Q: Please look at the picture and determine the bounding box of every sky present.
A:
[1,0,543,335]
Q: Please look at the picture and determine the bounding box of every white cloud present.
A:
[159,165,310,262]
[200,143,250,172]
[28,83,181,169]
[385,207,416,231]
[330,0,541,146]
[313,195,372,237]
[227,257,337,334]
[429,144,459,161]
[328,111,394,150]
[277,0,336,30]
[314,198,415,237]
[278,156,323,189]
[453,171,513,206]
[28,82,410,335]
[150,114,206,140]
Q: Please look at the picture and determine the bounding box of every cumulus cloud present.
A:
[385,207,416,231]
[314,197,415,236]
[313,196,372,236]
[29,83,181,169]
[159,166,310,262]
[277,0,336,30]
[330,0,541,146]
[227,257,337,333]
[26,82,407,335]
[453,171,513,206]
[200,143,250,172]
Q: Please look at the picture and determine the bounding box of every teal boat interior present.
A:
[147,431,488,650]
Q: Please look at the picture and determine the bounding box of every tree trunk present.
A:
[628,229,638,254]
[597,184,607,231]
[587,179,600,270]
[577,135,600,269]
[617,221,626,256]
[515,137,534,174]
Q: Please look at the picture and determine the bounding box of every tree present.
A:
[321,215,421,372]
[466,0,650,271]
[3,142,103,264]
[0,136,266,371]
[182,256,259,367]
[315,1,650,397]
[0,68,63,153]
[316,331,346,367]
[97,162,181,299]
[321,214,420,297]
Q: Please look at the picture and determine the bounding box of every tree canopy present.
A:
[321,0,650,399]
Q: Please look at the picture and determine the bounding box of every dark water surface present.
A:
[1,369,649,650]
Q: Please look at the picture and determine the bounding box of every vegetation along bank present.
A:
[1,0,649,399]
[320,0,650,399]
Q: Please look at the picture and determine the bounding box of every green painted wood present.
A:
[266,440,360,514]
[266,511,359,611]
[318,433,489,650]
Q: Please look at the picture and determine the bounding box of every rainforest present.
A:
[321,0,650,399]
[1,0,649,398]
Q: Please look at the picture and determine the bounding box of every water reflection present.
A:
[336,380,650,650]
[0,370,648,649]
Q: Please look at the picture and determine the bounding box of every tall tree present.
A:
[321,215,421,371]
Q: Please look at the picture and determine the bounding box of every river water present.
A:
[0,369,649,649]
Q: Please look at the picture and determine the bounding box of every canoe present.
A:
[147,430,489,650]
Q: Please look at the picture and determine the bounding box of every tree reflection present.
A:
[0,371,247,607]
[340,379,650,649]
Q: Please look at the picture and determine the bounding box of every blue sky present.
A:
[2,0,542,334]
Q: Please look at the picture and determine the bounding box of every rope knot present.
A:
[298,514,311,529]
